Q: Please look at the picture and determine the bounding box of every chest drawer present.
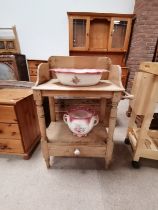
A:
[0,139,24,154]
[0,105,17,123]
[0,123,21,139]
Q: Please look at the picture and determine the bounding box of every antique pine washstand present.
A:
[32,56,127,169]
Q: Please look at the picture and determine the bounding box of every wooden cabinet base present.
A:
[0,88,41,159]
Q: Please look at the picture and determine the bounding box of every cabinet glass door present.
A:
[108,18,132,51]
[69,17,90,51]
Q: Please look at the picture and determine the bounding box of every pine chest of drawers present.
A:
[0,88,40,159]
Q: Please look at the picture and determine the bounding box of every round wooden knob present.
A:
[74,148,80,156]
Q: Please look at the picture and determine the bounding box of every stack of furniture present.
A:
[0,26,29,81]
[67,12,135,87]
[0,27,40,159]
[125,62,158,168]
[33,56,125,169]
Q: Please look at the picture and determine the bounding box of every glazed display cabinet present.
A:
[68,12,135,87]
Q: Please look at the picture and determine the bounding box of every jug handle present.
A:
[63,114,68,124]
[94,115,99,126]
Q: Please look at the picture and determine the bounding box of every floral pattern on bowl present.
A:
[63,107,99,137]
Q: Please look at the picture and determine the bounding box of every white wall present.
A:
[0,0,135,60]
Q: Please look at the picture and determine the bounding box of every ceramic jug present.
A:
[63,107,99,137]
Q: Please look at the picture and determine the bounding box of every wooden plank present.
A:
[35,63,50,86]
[131,72,155,115]
[123,18,132,51]
[141,150,158,160]
[42,90,113,98]
[46,122,107,146]
[0,123,21,139]
[33,79,124,92]
[67,12,135,19]
[0,89,32,105]
[108,65,124,88]
[48,56,112,69]
[16,95,40,152]
[0,81,34,89]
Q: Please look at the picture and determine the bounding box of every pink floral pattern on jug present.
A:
[63,107,99,137]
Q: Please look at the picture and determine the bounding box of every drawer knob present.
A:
[74,148,80,156]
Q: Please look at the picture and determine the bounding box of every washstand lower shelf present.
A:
[46,122,107,158]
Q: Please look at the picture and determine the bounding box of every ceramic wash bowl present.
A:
[50,68,107,86]
[63,107,99,137]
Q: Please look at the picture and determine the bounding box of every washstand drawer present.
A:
[0,123,21,139]
[0,139,24,154]
[49,145,106,157]
[0,105,17,123]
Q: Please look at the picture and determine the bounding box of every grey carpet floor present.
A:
[0,100,158,210]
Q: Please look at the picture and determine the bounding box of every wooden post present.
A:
[105,92,121,168]
[100,98,106,122]
[33,90,50,168]
[49,97,56,122]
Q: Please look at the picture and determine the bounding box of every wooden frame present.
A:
[125,62,158,168]
[32,56,124,169]
[68,16,90,51]
[108,18,132,52]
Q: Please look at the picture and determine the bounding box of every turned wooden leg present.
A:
[105,141,114,169]
[45,157,50,168]
[49,97,56,122]
[105,92,121,168]
[100,98,106,123]
[34,91,50,168]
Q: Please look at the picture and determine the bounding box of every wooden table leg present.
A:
[49,97,56,122]
[105,92,121,168]
[125,111,137,144]
[34,91,50,168]
[100,98,106,123]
